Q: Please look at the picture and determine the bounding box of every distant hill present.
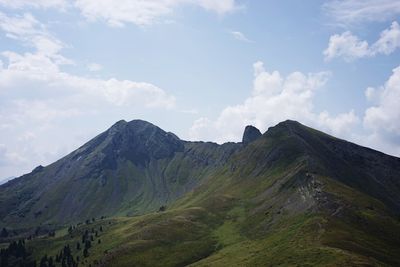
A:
[0,119,399,266]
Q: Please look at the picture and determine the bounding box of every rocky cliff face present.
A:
[242,125,262,145]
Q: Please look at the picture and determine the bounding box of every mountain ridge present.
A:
[1,119,399,226]
[1,119,400,266]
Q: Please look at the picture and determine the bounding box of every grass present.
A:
[192,214,350,267]
[4,121,400,266]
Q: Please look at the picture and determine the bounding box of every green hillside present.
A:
[1,120,400,266]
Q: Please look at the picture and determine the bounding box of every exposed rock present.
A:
[242,125,262,145]
[32,165,44,174]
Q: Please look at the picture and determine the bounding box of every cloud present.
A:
[364,65,400,136]
[230,31,253,43]
[189,61,358,143]
[74,0,239,27]
[87,62,102,71]
[189,62,400,157]
[0,12,176,177]
[324,21,400,61]
[0,12,175,107]
[188,61,400,157]
[323,0,400,26]
[0,0,67,9]
[371,21,400,55]
[357,65,400,156]
[0,144,11,166]
[0,11,72,65]
[0,48,175,109]
[323,31,369,61]
[317,110,359,137]
[1,0,239,27]
[0,143,29,168]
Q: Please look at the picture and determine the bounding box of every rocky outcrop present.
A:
[242,125,262,145]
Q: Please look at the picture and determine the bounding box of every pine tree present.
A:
[83,248,89,258]
[63,245,71,257]
[48,256,55,267]
[85,240,91,249]
[39,255,48,267]
[0,227,8,237]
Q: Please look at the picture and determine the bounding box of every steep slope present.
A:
[0,120,240,227]
[1,120,400,266]
[79,120,400,266]
[180,120,400,266]
[242,125,262,145]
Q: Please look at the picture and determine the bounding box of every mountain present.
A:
[242,125,261,144]
[0,177,15,186]
[1,119,400,266]
[0,120,239,227]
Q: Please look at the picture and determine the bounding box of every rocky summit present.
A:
[242,125,262,144]
[1,119,400,267]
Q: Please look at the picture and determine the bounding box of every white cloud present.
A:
[323,0,400,26]
[189,61,358,143]
[0,12,175,108]
[230,31,253,43]
[317,110,359,137]
[365,86,377,102]
[189,62,400,157]
[87,62,102,71]
[323,31,369,61]
[371,21,400,55]
[0,30,175,109]
[74,0,239,27]
[195,0,238,14]
[0,0,67,9]
[0,144,12,166]
[0,12,176,177]
[1,0,239,27]
[0,11,73,65]
[364,65,400,136]
[324,21,400,61]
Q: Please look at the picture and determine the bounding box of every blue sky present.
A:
[0,0,399,179]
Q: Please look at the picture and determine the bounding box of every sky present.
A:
[0,0,399,180]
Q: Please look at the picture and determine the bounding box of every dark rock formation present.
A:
[242,125,262,145]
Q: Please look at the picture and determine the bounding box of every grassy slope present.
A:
[15,122,400,266]
[26,173,399,266]
[26,168,400,264]
[0,140,237,229]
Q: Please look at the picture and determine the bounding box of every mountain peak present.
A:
[108,119,163,137]
[242,125,262,144]
[274,120,303,129]
[264,120,305,136]
[114,119,127,125]
[102,119,184,165]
